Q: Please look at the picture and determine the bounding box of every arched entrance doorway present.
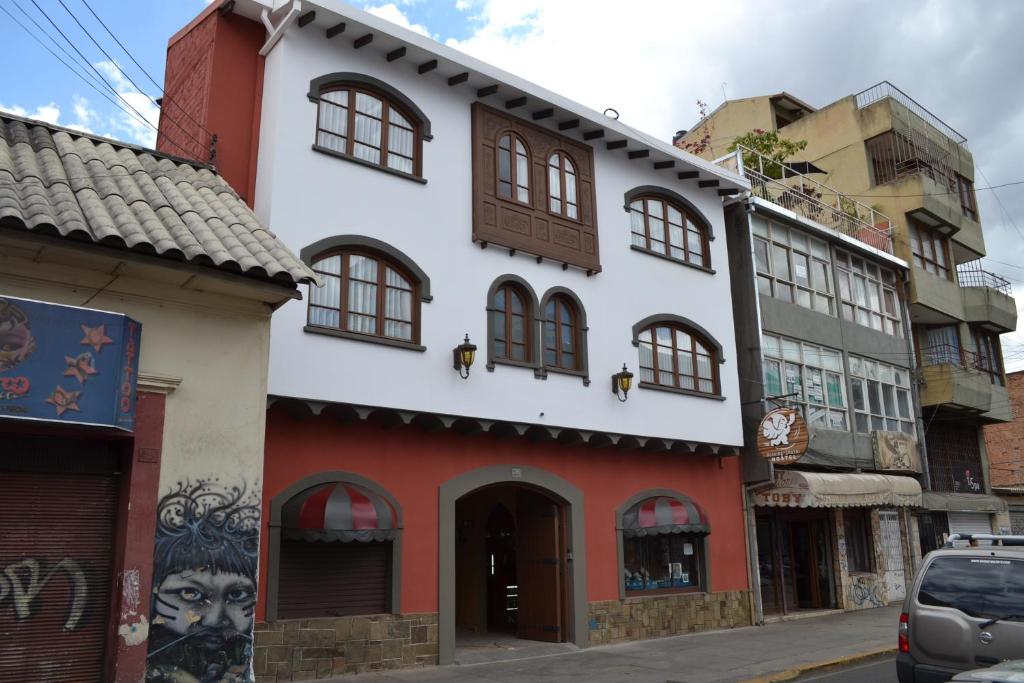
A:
[439,465,587,664]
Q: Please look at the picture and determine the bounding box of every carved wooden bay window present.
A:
[472,103,600,272]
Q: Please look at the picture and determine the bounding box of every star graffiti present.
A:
[64,352,98,383]
[80,324,113,353]
[46,385,81,415]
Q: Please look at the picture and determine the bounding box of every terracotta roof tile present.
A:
[0,112,316,287]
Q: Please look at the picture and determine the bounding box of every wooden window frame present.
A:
[543,294,578,371]
[314,84,423,179]
[630,195,711,269]
[909,220,951,280]
[957,174,978,221]
[547,150,581,222]
[493,283,532,364]
[621,532,707,598]
[638,324,720,397]
[971,327,1005,386]
[307,249,421,347]
[496,131,531,207]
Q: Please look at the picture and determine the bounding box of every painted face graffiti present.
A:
[146,481,260,683]
[0,299,35,372]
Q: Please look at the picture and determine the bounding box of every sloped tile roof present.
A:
[0,112,316,287]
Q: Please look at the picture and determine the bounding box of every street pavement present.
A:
[792,656,896,682]
[323,605,900,683]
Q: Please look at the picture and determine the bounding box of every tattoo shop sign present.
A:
[0,295,141,431]
[756,407,809,465]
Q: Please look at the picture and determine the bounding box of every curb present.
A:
[736,646,898,683]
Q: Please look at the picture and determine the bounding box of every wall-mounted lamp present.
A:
[452,334,477,379]
[611,363,633,402]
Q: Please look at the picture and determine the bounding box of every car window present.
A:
[918,557,1024,621]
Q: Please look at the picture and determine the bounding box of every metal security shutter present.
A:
[1010,510,1024,536]
[278,539,391,618]
[947,511,993,540]
[0,439,119,683]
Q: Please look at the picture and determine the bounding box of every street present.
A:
[794,656,897,683]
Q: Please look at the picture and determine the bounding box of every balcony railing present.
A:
[855,81,967,148]
[920,343,983,372]
[957,263,1013,296]
[715,145,894,254]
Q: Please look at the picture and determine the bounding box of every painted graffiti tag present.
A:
[146,480,260,683]
[0,558,88,630]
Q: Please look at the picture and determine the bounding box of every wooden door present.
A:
[515,489,562,642]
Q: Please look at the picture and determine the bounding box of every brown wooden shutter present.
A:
[277,539,391,619]
[0,439,119,683]
[472,103,601,272]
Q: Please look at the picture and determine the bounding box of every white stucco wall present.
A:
[256,32,743,446]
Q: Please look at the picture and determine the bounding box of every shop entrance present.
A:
[756,510,836,614]
[455,484,569,649]
[0,436,121,682]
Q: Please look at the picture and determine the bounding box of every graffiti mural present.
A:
[146,481,260,683]
[849,575,885,608]
[0,557,88,629]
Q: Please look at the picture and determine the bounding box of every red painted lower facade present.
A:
[259,407,751,668]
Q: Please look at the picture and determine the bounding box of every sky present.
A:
[1,0,1023,369]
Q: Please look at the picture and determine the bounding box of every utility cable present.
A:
[76,0,213,138]
[52,0,209,152]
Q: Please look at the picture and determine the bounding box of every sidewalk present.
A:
[321,605,900,683]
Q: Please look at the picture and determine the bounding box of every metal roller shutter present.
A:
[277,539,391,619]
[1009,510,1024,536]
[0,438,119,683]
[947,511,993,544]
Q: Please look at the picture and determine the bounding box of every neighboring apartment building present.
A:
[711,146,923,620]
[158,0,752,677]
[983,370,1024,534]
[679,82,1016,555]
[0,113,313,682]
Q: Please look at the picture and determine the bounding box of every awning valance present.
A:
[751,470,922,508]
[282,482,398,542]
[621,495,709,537]
[922,491,1008,513]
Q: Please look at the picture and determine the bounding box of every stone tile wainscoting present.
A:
[253,613,439,681]
[587,590,751,646]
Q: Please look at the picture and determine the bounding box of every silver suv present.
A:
[898,534,1024,683]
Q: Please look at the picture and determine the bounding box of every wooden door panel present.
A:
[515,489,562,642]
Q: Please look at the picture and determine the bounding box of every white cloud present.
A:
[364,3,432,37]
[95,60,160,147]
[1,99,94,133]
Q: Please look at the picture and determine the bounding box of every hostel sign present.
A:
[756,407,809,465]
[0,295,141,431]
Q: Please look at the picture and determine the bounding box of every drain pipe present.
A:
[743,485,765,625]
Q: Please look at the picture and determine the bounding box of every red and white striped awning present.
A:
[621,495,710,537]
[282,482,398,542]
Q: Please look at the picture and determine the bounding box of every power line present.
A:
[21,0,196,158]
[76,0,213,139]
[52,0,208,153]
[0,2,161,146]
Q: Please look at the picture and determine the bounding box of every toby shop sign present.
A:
[756,407,809,465]
[0,295,141,431]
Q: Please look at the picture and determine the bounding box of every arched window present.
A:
[497,133,530,204]
[492,283,531,363]
[315,85,421,175]
[616,489,710,599]
[267,472,403,620]
[629,195,709,267]
[308,250,417,343]
[548,152,579,220]
[635,319,721,395]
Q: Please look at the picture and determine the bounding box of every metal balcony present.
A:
[716,145,894,254]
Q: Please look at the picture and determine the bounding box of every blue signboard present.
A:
[0,295,141,431]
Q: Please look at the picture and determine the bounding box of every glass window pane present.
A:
[758,275,772,295]
[867,380,882,414]
[763,334,781,358]
[896,390,911,419]
[826,372,844,407]
[806,367,825,405]
[764,359,782,396]
[667,205,683,225]
[851,378,865,411]
[785,363,803,400]
[752,215,769,237]
[782,339,801,362]
[647,199,664,218]
[790,231,808,252]
[355,92,382,116]
[754,239,769,274]
[498,146,512,182]
[855,412,869,432]
[882,385,897,417]
[772,244,791,281]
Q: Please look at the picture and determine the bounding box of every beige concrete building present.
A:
[0,112,314,682]
[681,82,1016,554]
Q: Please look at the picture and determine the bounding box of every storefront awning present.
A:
[922,491,1008,513]
[751,470,922,508]
[282,482,398,542]
[621,495,709,537]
